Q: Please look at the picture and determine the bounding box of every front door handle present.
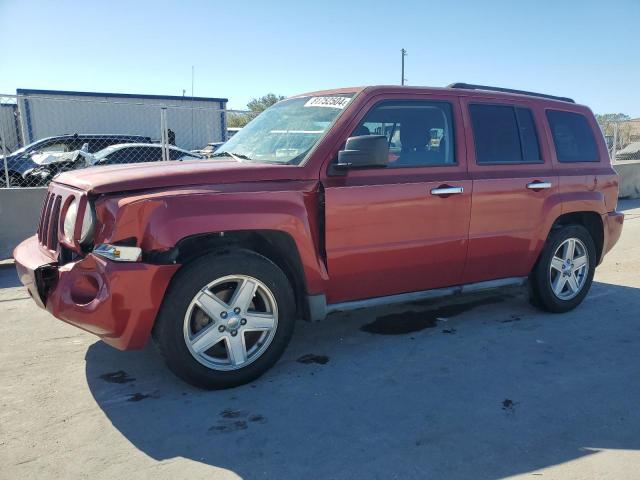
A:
[431,186,464,196]
[527,181,552,190]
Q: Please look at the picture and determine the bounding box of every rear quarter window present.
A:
[469,104,542,164]
[546,110,599,162]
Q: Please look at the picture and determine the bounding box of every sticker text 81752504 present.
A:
[304,96,351,109]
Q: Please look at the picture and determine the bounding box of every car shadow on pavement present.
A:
[0,264,21,289]
[85,282,640,480]
[618,198,640,212]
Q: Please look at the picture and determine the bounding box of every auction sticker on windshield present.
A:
[304,96,351,109]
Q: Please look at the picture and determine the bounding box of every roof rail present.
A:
[447,83,575,103]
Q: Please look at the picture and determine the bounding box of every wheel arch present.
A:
[549,211,604,264]
[165,230,313,321]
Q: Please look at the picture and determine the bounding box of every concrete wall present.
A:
[614,160,640,199]
[0,187,46,259]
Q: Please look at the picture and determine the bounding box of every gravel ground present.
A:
[1,199,639,480]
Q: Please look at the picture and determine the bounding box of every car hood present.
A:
[3,153,37,175]
[30,150,80,166]
[53,158,311,194]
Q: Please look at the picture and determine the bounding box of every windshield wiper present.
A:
[212,151,253,162]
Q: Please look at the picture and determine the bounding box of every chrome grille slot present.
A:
[38,193,54,246]
[47,196,62,250]
[36,193,50,243]
[37,191,63,251]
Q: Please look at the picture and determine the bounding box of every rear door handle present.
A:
[431,186,464,196]
[526,181,552,190]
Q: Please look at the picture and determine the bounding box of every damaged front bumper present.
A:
[14,235,180,350]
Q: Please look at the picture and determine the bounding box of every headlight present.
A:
[93,244,141,262]
[63,200,78,240]
[63,199,95,244]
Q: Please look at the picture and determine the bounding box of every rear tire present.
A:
[154,250,295,389]
[529,224,596,313]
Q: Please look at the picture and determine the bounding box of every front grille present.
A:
[37,192,62,251]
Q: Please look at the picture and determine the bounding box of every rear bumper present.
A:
[601,211,624,262]
[14,235,180,350]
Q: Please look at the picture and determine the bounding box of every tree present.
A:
[596,113,632,151]
[226,93,286,129]
[226,112,252,128]
[247,94,286,114]
[596,113,630,124]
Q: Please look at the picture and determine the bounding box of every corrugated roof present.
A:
[16,88,227,103]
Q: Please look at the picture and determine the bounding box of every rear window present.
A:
[546,110,599,162]
[469,104,541,164]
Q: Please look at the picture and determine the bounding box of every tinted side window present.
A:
[351,101,455,167]
[141,147,163,162]
[169,149,188,160]
[546,110,599,162]
[87,139,104,152]
[516,108,541,162]
[102,148,134,164]
[103,147,152,164]
[168,150,200,161]
[470,104,542,164]
[88,138,122,152]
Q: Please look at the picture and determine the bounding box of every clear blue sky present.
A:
[1,0,638,115]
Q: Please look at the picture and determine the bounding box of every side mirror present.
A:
[80,142,89,152]
[334,135,388,172]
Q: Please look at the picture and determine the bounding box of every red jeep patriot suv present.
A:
[14,84,624,389]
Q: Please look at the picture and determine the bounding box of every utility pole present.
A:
[401,48,407,85]
[612,121,618,163]
[191,66,195,149]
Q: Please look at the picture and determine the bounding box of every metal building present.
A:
[0,102,21,152]
[15,89,228,151]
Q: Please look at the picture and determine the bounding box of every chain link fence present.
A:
[3,92,639,189]
[600,119,640,162]
[1,92,252,188]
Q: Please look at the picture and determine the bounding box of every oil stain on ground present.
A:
[127,393,150,402]
[297,354,330,365]
[502,398,517,412]
[360,295,505,335]
[500,314,522,323]
[99,370,135,384]
[220,409,246,419]
[209,421,248,434]
[209,410,267,434]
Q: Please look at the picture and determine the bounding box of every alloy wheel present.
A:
[548,237,589,301]
[183,275,278,371]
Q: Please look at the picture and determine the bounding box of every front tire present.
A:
[529,224,596,313]
[154,250,295,389]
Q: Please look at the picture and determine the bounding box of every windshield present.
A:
[8,138,50,156]
[215,94,354,164]
[92,145,119,162]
